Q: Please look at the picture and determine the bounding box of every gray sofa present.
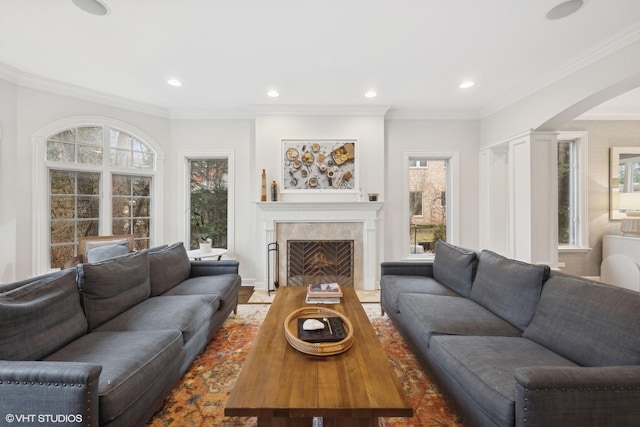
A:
[381,241,640,427]
[0,242,241,427]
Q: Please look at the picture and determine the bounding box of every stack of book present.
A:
[305,282,343,304]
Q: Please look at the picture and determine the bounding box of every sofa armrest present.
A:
[190,259,239,277]
[514,365,640,427]
[380,261,433,277]
[0,361,102,427]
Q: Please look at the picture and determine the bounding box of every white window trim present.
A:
[176,150,235,257]
[402,150,459,260]
[557,131,589,252]
[32,116,164,275]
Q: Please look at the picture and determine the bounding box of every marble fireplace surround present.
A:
[255,202,383,290]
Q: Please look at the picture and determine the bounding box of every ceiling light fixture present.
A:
[167,79,182,87]
[365,90,377,98]
[546,0,584,20]
[459,81,475,89]
[267,90,280,98]
[72,0,109,16]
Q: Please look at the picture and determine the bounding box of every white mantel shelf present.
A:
[255,201,383,212]
[254,201,384,291]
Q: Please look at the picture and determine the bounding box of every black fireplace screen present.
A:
[287,240,354,287]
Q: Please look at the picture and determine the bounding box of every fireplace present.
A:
[255,201,384,291]
[287,240,354,287]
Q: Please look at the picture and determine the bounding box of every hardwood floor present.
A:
[238,286,254,304]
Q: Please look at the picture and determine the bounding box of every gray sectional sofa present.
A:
[0,242,241,427]
[381,241,640,427]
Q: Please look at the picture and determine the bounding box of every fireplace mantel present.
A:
[255,201,384,291]
[255,201,383,213]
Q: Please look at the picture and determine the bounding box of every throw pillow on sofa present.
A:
[77,251,151,330]
[0,269,87,360]
[85,241,130,263]
[148,242,192,296]
[470,250,550,331]
[432,240,478,297]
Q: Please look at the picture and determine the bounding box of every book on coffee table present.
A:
[307,282,343,297]
[305,294,341,304]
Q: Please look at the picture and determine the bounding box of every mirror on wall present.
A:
[610,147,640,219]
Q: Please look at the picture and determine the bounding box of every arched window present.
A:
[34,118,163,272]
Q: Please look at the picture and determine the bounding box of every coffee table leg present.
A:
[256,417,377,427]
[256,417,315,426]
[322,417,377,427]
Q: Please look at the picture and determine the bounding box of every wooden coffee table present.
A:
[224,286,412,427]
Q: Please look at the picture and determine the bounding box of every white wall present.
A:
[384,119,481,260]
[168,119,254,283]
[0,78,18,281]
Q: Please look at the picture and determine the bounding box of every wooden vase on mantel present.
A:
[199,241,212,252]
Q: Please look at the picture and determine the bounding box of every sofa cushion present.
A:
[0,270,87,360]
[83,237,131,253]
[78,251,151,330]
[380,275,460,313]
[45,330,182,424]
[429,336,577,427]
[148,242,192,296]
[397,293,522,348]
[470,250,549,331]
[161,274,241,311]
[93,295,220,344]
[523,274,640,366]
[432,241,478,297]
[85,241,129,263]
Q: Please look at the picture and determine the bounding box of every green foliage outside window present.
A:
[190,159,228,249]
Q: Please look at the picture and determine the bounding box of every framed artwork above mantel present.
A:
[281,139,358,193]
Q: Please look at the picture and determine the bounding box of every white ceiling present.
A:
[1,0,640,118]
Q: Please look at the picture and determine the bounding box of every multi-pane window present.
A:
[110,129,154,169]
[408,157,448,254]
[49,171,100,268]
[47,127,103,164]
[189,159,228,250]
[112,175,152,249]
[46,125,155,269]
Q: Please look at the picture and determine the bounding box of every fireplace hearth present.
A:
[287,240,354,287]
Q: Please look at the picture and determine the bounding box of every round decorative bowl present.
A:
[284,307,354,356]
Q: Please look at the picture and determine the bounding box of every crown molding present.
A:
[385,108,479,120]
[479,22,640,119]
[0,61,21,84]
[575,111,640,120]
[248,104,390,117]
[0,61,170,118]
[169,108,255,120]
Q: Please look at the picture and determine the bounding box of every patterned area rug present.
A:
[147,304,462,427]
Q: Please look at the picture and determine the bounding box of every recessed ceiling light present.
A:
[365,90,377,98]
[72,0,109,16]
[267,90,280,98]
[167,79,182,87]
[459,81,475,89]
[546,0,584,20]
